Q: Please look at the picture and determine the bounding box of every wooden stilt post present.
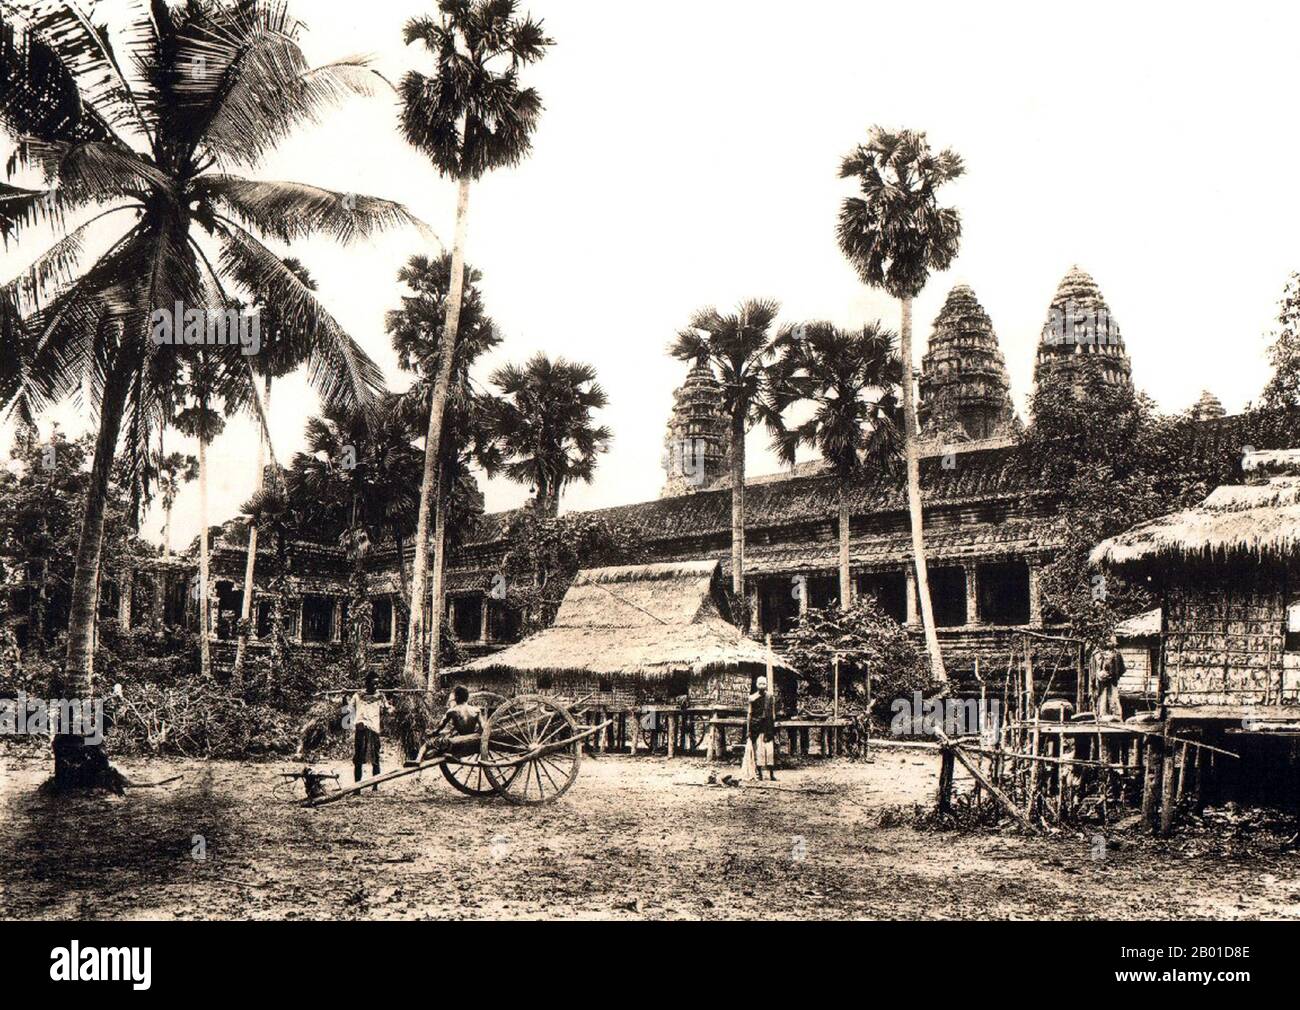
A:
[1142,730,1163,828]
[1159,726,1178,835]
[937,745,955,814]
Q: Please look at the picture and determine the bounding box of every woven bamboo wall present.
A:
[1165,571,1291,706]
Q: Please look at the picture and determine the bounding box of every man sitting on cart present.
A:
[417,686,484,761]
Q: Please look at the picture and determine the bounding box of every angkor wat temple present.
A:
[103,267,1238,690]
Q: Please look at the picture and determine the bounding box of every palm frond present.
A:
[199,175,429,244]
[4,0,151,139]
[216,219,384,415]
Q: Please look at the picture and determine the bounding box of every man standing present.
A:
[1090,638,1126,722]
[350,673,388,791]
[746,675,778,781]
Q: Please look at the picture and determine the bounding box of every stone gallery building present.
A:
[120,268,1195,689]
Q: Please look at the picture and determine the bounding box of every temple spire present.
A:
[1033,266,1133,397]
[661,358,730,497]
[917,283,1018,442]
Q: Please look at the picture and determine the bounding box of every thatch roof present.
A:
[449,559,796,681]
[1114,608,1161,639]
[1091,451,1300,567]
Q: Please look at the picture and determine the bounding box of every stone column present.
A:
[964,563,980,626]
[332,599,344,643]
[905,567,919,627]
[479,596,490,643]
[1028,561,1043,625]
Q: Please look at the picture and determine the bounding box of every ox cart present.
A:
[295,693,610,808]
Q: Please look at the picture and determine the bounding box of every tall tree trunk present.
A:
[730,412,746,610]
[232,376,272,686]
[428,468,447,690]
[53,345,135,791]
[403,173,471,689]
[900,296,948,684]
[162,502,173,561]
[838,480,852,612]
[198,435,211,681]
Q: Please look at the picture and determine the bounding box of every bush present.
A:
[781,599,935,729]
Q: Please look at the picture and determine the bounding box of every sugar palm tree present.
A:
[837,127,964,684]
[770,322,903,611]
[286,395,423,676]
[670,299,781,610]
[490,353,611,517]
[172,354,225,681]
[0,1,420,788]
[387,252,502,685]
[154,450,198,562]
[398,0,552,687]
[231,257,317,684]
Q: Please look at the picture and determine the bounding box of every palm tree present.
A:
[670,299,781,611]
[397,0,552,687]
[387,253,502,685]
[286,395,423,676]
[490,353,611,516]
[172,356,226,681]
[240,478,307,677]
[770,322,903,611]
[154,451,199,562]
[0,1,419,788]
[231,257,317,684]
[837,127,964,685]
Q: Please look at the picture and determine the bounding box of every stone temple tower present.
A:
[917,284,1019,442]
[662,358,730,497]
[1033,266,1133,396]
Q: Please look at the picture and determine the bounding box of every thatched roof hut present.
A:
[1091,451,1300,568]
[1091,451,1300,716]
[448,559,797,707]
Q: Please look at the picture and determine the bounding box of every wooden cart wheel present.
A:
[482,694,582,805]
[437,691,507,797]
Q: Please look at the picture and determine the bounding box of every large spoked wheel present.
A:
[482,694,582,805]
[438,691,506,797]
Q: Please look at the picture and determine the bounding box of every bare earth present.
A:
[2,748,1299,920]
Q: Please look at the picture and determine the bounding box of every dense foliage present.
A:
[781,599,932,725]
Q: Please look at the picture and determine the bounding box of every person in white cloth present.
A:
[350,672,390,792]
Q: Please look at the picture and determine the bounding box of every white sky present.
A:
[4,0,1299,550]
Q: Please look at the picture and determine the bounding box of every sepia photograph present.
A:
[0,0,1294,989]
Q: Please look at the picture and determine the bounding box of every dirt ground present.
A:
[3,746,1300,920]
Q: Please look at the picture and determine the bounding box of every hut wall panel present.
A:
[1167,579,1289,708]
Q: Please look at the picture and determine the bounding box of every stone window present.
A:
[301,594,334,643]
[977,562,1030,626]
[371,596,393,644]
[928,567,968,627]
[857,571,908,624]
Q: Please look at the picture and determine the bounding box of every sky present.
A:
[3,0,1299,551]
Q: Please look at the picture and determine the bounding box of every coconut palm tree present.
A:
[490,353,611,517]
[387,252,502,685]
[770,322,903,612]
[286,394,423,675]
[231,257,317,684]
[670,299,781,611]
[0,1,420,788]
[397,0,552,687]
[837,127,964,684]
